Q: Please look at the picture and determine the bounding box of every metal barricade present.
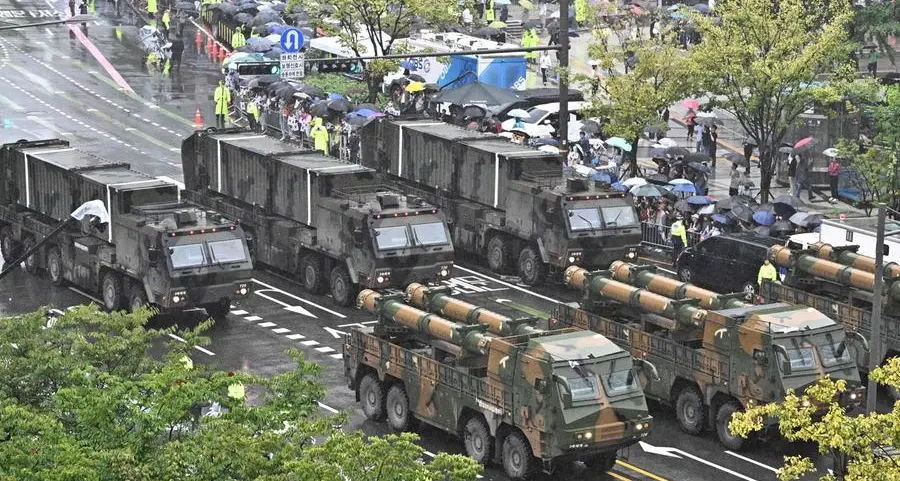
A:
[640,221,702,251]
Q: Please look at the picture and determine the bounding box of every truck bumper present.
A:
[158,280,253,309]
[364,263,453,289]
[551,245,639,269]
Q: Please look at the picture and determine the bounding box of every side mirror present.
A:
[534,378,546,391]
[773,344,791,375]
[353,228,365,247]
[752,348,768,366]
[148,247,160,267]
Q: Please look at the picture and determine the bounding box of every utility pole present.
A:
[867,203,887,414]
[558,0,570,157]
[0,15,94,30]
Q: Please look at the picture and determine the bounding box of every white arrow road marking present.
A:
[724,451,779,473]
[253,289,317,318]
[323,326,349,339]
[640,442,761,481]
[454,265,560,304]
[252,278,345,318]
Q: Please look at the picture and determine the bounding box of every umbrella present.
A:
[731,205,754,223]
[674,199,693,212]
[234,12,254,24]
[354,103,378,112]
[789,212,810,226]
[433,82,520,107]
[752,211,776,226]
[695,116,723,126]
[646,173,670,185]
[508,108,530,119]
[611,182,629,192]
[771,220,794,234]
[520,0,534,9]
[489,21,508,28]
[252,10,281,26]
[822,147,839,157]
[605,137,633,152]
[687,162,711,174]
[237,5,258,14]
[345,115,372,127]
[773,194,801,209]
[295,84,325,97]
[778,146,795,154]
[591,171,614,183]
[669,178,694,186]
[264,33,282,43]
[650,147,667,159]
[354,108,378,117]
[666,146,690,157]
[751,225,773,236]
[268,24,286,34]
[327,99,352,113]
[805,214,824,228]
[622,177,648,187]
[581,119,602,134]
[523,20,541,29]
[793,137,819,151]
[656,138,678,148]
[462,105,487,118]
[724,152,748,166]
[405,81,426,93]
[686,195,713,206]
[308,101,330,118]
[693,3,711,13]
[538,145,561,154]
[535,138,560,147]
[328,93,345,101]
[674,183,697,194]
[698,204,716,215]
[474,27,502,38]
[684,152,712,164]
[711,214,733,225]
[754,203,775,214]
[683,100,699,110]
[246,37,275,52]
[630,184,669,197]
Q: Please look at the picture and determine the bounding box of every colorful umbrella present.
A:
[793,137,819,151]
[405,81,426,93]
[668,178,694,186]
[683,100,699,110]
[711,214,733,225]
[605,137,633,152]
[611,182,629,192]
[674,183,697,194]
[698,204,716,215]
[752,211,776,226]
[622,177,648,187]
[686,195,713,205]
[507,108,530,119]
[822,147,839,157]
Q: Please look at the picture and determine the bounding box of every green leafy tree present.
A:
[729,358,900,481]
[849,1,900,64]
[0,306,482,481]
[690,0,854,202]
[287,0,459,102]
[579,7,696,176]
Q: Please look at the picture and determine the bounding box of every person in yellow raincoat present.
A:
[246,98,259,131]
[231,26,246,49]
[310,117,329,154]
[574,0,585,26]
[214,80,231,128]
[146,0,157,19]
[161,8,171,39]
[485,0,494,22]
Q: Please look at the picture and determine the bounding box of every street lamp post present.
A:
[0,15,95,31]
[558,0,570,157]
[866,203,900,414]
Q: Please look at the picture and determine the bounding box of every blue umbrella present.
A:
[668,178,693,186]
[592,171,613,183]
[611,182,629,192]
[535,138,561,147]
[711,214,733,225]
[268,24,286,34]
[674,183,696,194]
[605,137,633,152]
[752,211,776,226]
[686,195,712,205]
[329,93,345,101]
[355,108,378,117]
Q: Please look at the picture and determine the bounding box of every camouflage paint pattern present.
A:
[810,241,900,279]
[347,289,653,474]
[405,283,541,336]
[609,261,748,310]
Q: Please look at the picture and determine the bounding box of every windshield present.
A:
[170,244,206,269]
[568,208,602,231]
[374,226,411,250]
[777,344,817,371]
[525,108,549,124]
[818,337,853,368]
[209,239,247,263]
[558,374,602,403]
[603,368,641,396]
[411,222,449,246]
[601,205,638,228]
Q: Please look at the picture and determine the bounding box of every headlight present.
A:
[568,256,576,263]
[439,267,449,277]
[172,295,181,303]
[626,251,637,259]
[239,288,247,295]
[850,393,857,400]
[635,423,644,431]
[377,276,385,283]
[583,432,592,439]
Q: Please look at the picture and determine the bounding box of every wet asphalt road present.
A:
[0,2,828,480]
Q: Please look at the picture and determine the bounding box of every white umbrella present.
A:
[622,177,648,187]
[698,204,716,215]
[668,178,693,186]
[549,9,560,18]
[507,108,530,119]
[696,111,717,118]
[822,147,839,157]
[656,137,678,148]
[538,145,560,154]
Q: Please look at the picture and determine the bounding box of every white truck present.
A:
[788,217,900,265]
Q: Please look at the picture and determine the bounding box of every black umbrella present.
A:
[674,199,693,212]
[771,220,794,235]
[433,82,521,107]
[716,195,753,212]
[234,12,253,24]
[724,152,748,166]
[308,101,331,117]
[237,4,258,14]
[295,84,325,98]
[534,138,560,147]
[687,162,711,174]
[277,87,298,100]
[684,152,712,164]
[649,147,667,158]
[345,115,371,127]
[252,10,281,26]
[292,10,309,21]
[327,99,352,113]
[730,204,754,223]
[750,225,772,236]
[254,74,281,86]
[666,146,690,157]
[462,105,488,118]
[523,20,541,29]
[646,173,670,185]
[773,194,801,209]
[581,119,602,134]
[754,203,775,214]
[474,27,502,38]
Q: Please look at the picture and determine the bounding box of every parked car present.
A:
[489,88,584,120]
[500,101,588,141]
[675,233,784,299]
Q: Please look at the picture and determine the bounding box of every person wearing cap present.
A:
[757,258,778,291]
[670,214,687,265]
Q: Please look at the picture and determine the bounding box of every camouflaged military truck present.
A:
[359,118,640,286]
[182,129,454,306]
[344,290,653,480]
[554,264,865,450]
[0,139,254,318]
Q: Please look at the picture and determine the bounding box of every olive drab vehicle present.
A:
[344,289,653,480]
[554,263,865,450]
[763,243,900,379]
[359,119,641,286]
[181,129,454,306]
[0,140,254,317]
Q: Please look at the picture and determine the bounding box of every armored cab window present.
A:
[567,376,602,402]
[604,367,640,396]
[568,208,602,231]
[600,205,638,228]
[776,345,816,371]
[209,239,247,263]
[411,222,449,247]
[374,226,410,250]
[170,244,207,269]
[818,335,853,368]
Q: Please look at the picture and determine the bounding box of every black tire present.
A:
[46,247,65,286]
[204,299,231,321]
[386,383,415,431]
[517,245,545,286]
[330,265,357,307]
[22,237,40,275]
[359,373,386,421]
[501,431,536,480]
[463,416,493,464]
[741,281,758,302]
[100,271,124,312]
[301,253,326,294]
[0,226,21,263]
[678,265,694,283]
[716,401,747,451]
[675,387,706,435]
[129,284,149,312]
[486,235,511,274]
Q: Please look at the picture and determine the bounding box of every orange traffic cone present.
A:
[206,35,213,51]
[210,42,217,58]
[218,45,227,61]
[194,108,203,129]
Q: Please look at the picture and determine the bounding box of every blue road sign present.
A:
[280,28,304,53]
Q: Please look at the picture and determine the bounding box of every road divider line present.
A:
[68,286,103,305]
[66,25,132,93]
[615,460,671,481]
[455,265,560,304]
[251,277,346,318]
[316,401,339,414]
[725,451,779,473]
[608,472,633,481]
[166,332,216,356]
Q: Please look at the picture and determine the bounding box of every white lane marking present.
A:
[230,309,248,315]
[330,353,343,360]
[286,333,306,340]
[254,290,316,318]
[166,333,216,356]
[315,346,335,353]
[257,322,276,328]
[317,401,339,414]
[454,265,560,304]
[251,277,346,318]
[301,340,319,346]
[724,451,779,473]
[271,327,291,334]
[244,315,262,322]
[68,286,103,305]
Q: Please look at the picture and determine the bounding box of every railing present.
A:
[640,221,702,251]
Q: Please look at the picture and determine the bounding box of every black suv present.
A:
[675,233,784,299]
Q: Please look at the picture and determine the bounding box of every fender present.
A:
[345,257,359,284]
[536,237,550,263]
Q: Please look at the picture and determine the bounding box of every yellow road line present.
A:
[616,460,672,481]
[608,471,634,481]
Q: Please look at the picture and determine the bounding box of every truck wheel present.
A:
[716,401,747,451]
[359,373,386,421]
[22,237,41,275]
[129,284,149,312]
[517,246,545,286]
[675,387,706,435]
[501,431,536,480]
[46,247,65,286]
[205,300,231,321]
[301,254,326,294]
[330,265,357,307]
[386,383,415,431]
[463,416,493,464]
[100,272,124,312]
[486,235,511,274]
[0,226,21,263]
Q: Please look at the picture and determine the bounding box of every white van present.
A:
[500,101,588,141]
[788,217,900,265]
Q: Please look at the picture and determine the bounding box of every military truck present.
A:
[345,289,653,479]
[0,139,254,317]
[360,118,640,285]
[556,264,865,450]
[182,129,454,305]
